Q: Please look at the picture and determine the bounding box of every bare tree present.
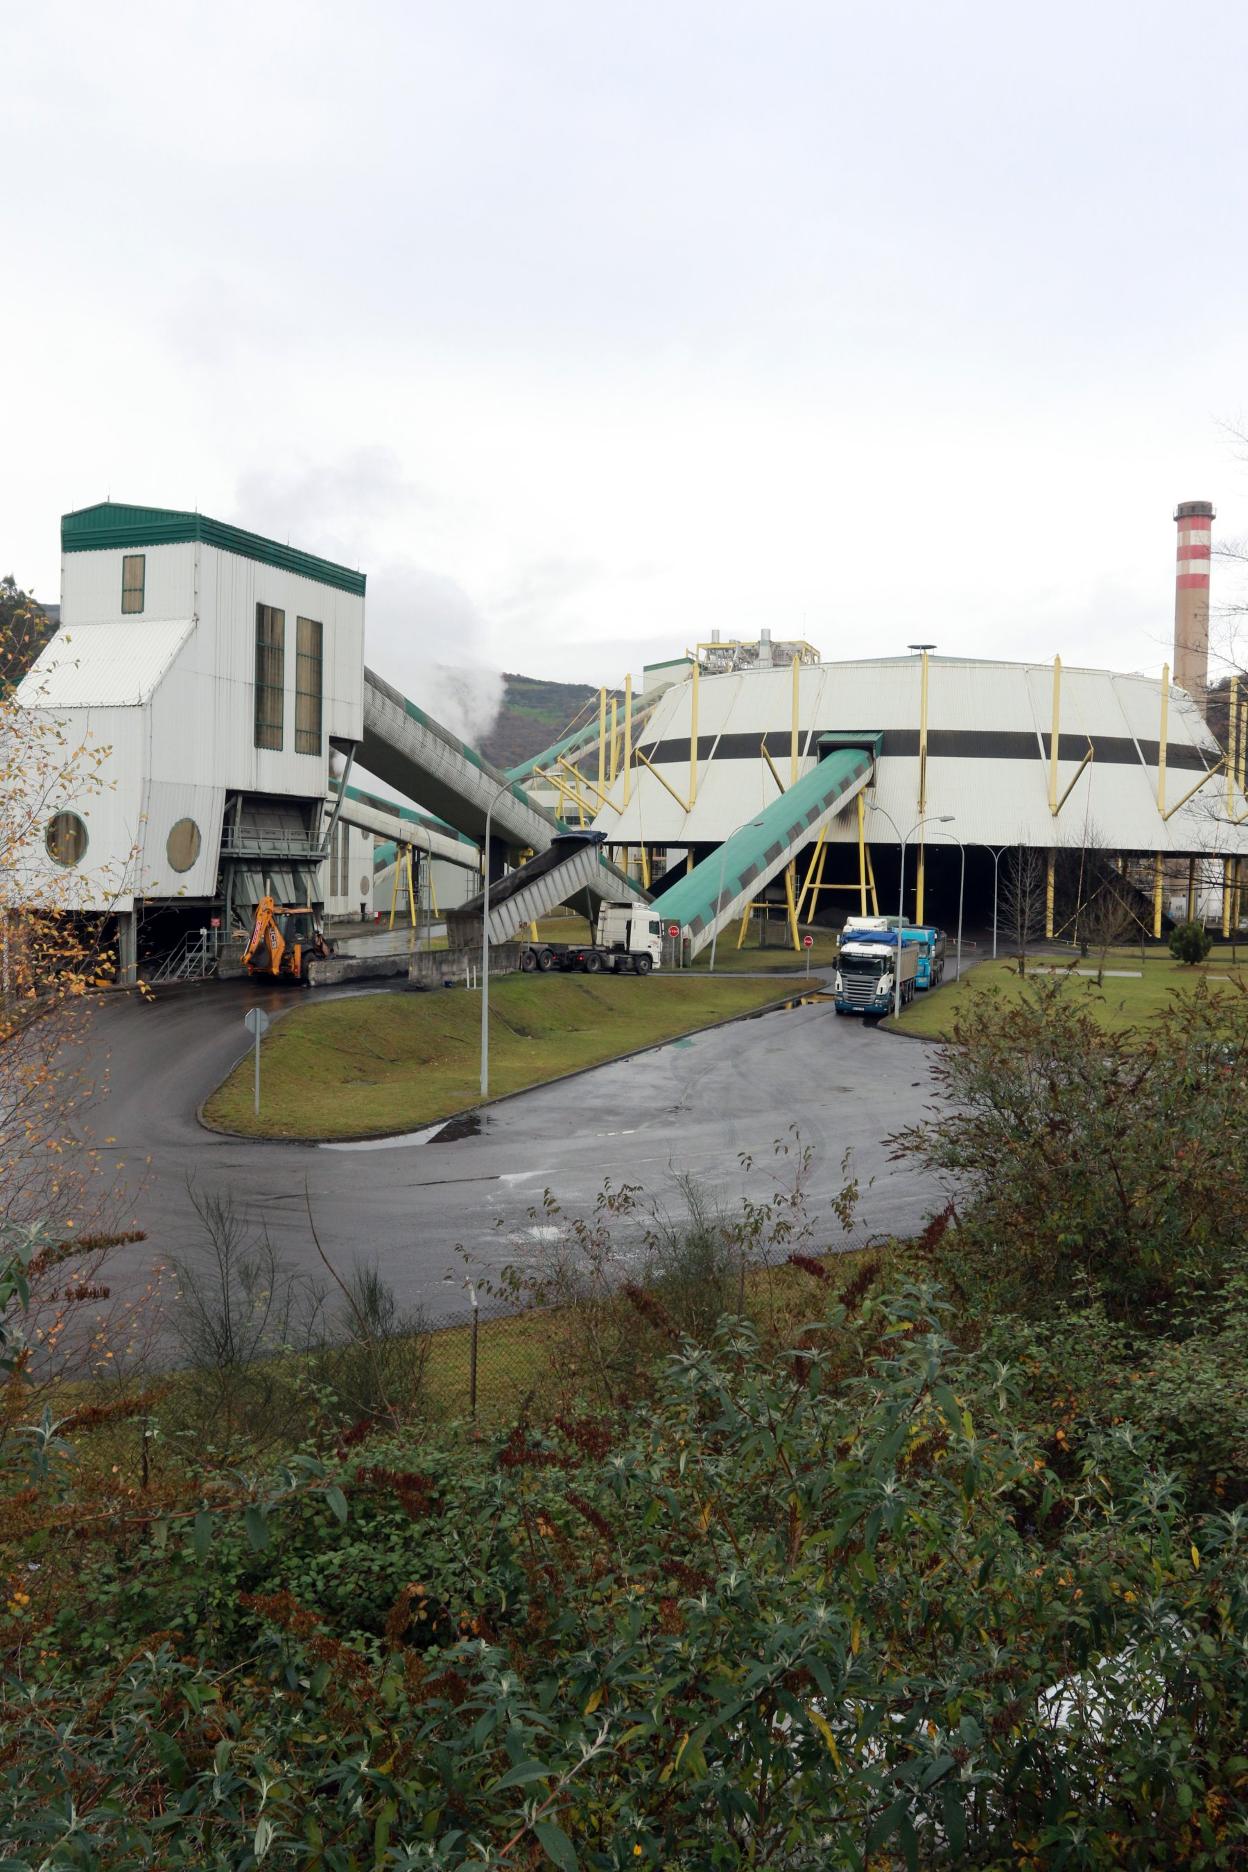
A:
[999,846,1046,975]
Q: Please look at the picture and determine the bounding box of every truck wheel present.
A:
[634,954,653,975]
[537,948,555,971]
[584,951,603,973]
[521,949,537,971]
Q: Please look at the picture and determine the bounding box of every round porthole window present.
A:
[45,810,88,867]
[166,817,202,873]
[359,875,371,898]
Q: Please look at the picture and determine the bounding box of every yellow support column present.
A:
[1228,676,1239,818]
[623,674,633,808]
[689,661,699,809]
[1223,858,1233,938]
[1187,856,1196,923]
[598,688,607,799]
[865,841,880,916]
[1152,852,1164,940]
[1158,662,1169,814]
[1234,857,1243,936]
[1049,654,1062,814]
[1045,850,1056,939]
[795,829,826,922]
[736,901,752,949]
[784,864,801,952]
[856,792,868,916]
[639,844,651,890]
[609,697,619,786]
[916,649,930,925]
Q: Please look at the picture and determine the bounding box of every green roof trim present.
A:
[61,502,367,597]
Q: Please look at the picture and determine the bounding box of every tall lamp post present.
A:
[708,819,764,974]
[480,779,515,1099]
[871,806,955,1017]
[930,827,966,982]
[987,845,1007,960]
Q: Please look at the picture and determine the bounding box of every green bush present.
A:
[7,1280,1248,1868]
[1171,920,1214,965]
[893,977,1248,1319]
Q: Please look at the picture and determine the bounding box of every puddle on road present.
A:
[744,990,837,1018]
[431,1112,483,1143]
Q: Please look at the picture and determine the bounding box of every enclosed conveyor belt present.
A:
[650,743,875,960]
[447,831,650,948]
[362,668,564,852]
[331,782,483,871]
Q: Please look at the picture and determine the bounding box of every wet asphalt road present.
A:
[76,977,943,1324]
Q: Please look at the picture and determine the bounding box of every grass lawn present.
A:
[688,927,841,973]
[203,972,792,1139]
[889,946,1248,1039]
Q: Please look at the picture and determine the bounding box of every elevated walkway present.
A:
[447,831,650,948]
[362,669,564,853]
[650,742,875,959]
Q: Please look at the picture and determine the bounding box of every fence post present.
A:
[468,1286,480,1420]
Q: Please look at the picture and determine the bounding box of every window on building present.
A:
[295,616,323,755]
[45,810,88,867]
[254,604,285,750]
[121,555,145,614]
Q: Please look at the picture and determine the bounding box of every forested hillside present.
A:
[479,672,618,769]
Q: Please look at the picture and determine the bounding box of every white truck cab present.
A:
[594,901,663,972]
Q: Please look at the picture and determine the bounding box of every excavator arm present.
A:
[242,896,286,977]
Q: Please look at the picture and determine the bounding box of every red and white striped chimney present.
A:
[1174,499,1215,712]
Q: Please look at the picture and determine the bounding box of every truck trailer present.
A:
[841,916,946,989]
[520,900,664,976]
[834,928,919,1014]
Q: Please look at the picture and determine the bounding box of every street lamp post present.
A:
[930,828,966,981]
[480,779,515,1100]
[987,846,1007,960]
[708,819,764,974]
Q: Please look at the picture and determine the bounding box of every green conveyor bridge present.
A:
[650,740,877,960]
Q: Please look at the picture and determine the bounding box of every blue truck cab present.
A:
[900,924,946,990]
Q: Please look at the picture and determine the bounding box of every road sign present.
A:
[668,923,679,938]
[802,934,814,948]
[244,1007,270,1116]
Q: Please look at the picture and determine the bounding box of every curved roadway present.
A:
[80,980,941,1324]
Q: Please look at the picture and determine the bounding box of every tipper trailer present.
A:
[841,916,946,989]
[834,928,919,1014]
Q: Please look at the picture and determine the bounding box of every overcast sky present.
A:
[5,0,1248,702]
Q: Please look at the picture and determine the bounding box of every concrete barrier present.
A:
[409,941,525,991]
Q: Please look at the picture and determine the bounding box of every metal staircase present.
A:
[144,928,224,985]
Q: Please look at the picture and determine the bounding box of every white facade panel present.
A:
[10,705,147,912]
[197,542,364,801]
[16,617,193,709]
[60,544,197,624]
[600,656,1248,860]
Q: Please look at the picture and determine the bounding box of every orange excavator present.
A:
[242,897,332,985]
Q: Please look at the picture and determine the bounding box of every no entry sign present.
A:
[668,923,679,938]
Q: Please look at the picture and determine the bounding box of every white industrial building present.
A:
[583,647,1248,939]
[15,501,366,976]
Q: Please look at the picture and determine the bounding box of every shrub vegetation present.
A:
[4,986,1248,1865]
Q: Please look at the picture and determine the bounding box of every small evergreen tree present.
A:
[1170,918,1212,965]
